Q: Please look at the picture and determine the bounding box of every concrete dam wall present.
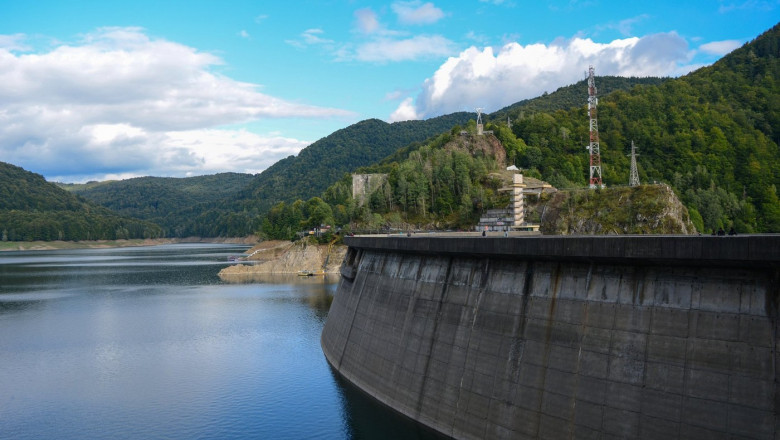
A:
[320,235,780,439]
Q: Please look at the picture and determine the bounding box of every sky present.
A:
[0,1,777,182]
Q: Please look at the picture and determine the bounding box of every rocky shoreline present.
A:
[218,240,347,278]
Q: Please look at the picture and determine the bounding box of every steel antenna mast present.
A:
[629,140,640,187]
[586,66,603,189]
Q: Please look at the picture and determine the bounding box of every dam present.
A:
[321,235,780,439]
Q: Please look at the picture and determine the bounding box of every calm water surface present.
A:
[0,244,440,440]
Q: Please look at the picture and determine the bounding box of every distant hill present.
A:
[0,162,162,241]
[237,113,475,212]
[61,173,254,237]
[65,113,475,237]
[488,76,668,121]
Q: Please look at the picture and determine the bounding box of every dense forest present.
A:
[58,64,702,239]
[68,113,476,237]
[261,23,780,238]
[503,23,780,232]
[6,23,779,240]
[262,128,510,240]
[488,76,668,122]
[62,173,254,237]
[0,162,162,241]
[241,113,476,209]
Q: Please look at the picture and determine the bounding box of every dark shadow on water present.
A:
[220,272,337,320]
[328,365,452,440]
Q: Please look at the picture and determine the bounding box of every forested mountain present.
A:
[488,76,668,122]
[263,127,696,239]
[241,77,674,220]
[265,23,779,236]
[59,69,680,239]
[61,173,254,236]
[0,162,162,241]
[9,23,778,240]
[67,113,474,237]
[261,130,501,239]
[237,113,475,212]
[503,22,780,232]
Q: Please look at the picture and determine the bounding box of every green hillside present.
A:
[268,23,779,236]
[65,113,475,237]
[505,22,780,232]
[489,76,668,121]
[238,113,475,212]
[0,162,162,241]
[61,173,254,237]
[62,74,676,239]
[37,23,780,238]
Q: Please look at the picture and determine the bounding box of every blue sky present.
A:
[0,0,777,182]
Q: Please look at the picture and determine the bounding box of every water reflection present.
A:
[0,244,445,439]
[220,272,337,320]
[330,367,450,440]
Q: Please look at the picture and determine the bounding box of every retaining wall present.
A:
[321,235,780,439]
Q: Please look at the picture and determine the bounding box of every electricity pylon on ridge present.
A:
[586,65,603,189]
[629,140,640,187]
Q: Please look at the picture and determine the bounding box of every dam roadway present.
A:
[321,234,780,439]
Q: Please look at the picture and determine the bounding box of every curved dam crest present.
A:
[321,235,780,439]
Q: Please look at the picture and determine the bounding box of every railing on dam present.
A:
[343,234,780,268]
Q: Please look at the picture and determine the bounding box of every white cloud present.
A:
[286,28,337,49]
[43,128,311,182]
[354,34,456,62]
[295,6,451,63]
[301,28,333,45]
[718,0,777,13]
[384,90,406,100]
[392,1,445,25]
[239,30,250,39]
[613,14,650,36]
[392,32,694,119]
[341,6,453,63]
[389,97,420,122]
[699,39,743,55]
[355,8,381,34]
[155,129,310,176]
[0,27,351,181]
[591,14,650,36]
[0,33,30,51]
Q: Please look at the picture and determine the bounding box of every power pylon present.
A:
[629,141,640,187]
[586,65,603,189]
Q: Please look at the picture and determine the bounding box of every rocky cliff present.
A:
[218,240,347,277]
[534,184,696,235]
[446,132,508,166]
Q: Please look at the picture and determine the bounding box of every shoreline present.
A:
[219,240,347,278]
[0,236,259,252]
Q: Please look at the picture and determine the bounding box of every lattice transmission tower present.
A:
[586,66,603,189]
[629,140,640,187]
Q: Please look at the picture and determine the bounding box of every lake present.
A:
[0,243,442,440]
